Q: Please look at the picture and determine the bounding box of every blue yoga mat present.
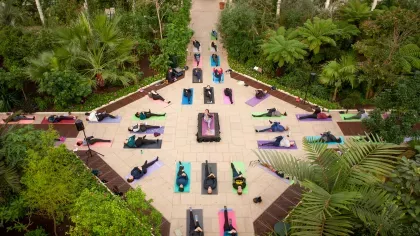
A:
[182,88,194,105]
[88,116,122,123]
[210,56,221,67]
[174,162,191,193]
[212,73,224,84]
[306,136,345,145]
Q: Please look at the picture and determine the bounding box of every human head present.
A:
[128,126,133,131]
[285,126,290,131]
[179,184,184,192]
[237,186,243,195]
[207,186,212,194]
[135,112,140,117]
[327,115,332,118]
[290,141,296,146]
[206,85,210,89]
[205,109,209,114]
[76,141,83,146]
[168,68,172,72]
[127,176,134,183]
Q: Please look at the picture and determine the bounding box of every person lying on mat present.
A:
[211,42,218,52]
[124,135,158,148]
[2,114,35,122]
[222,206,237,235]
[85,111,117,122]
[204,109,213,131]
[213,68,223,83]
[128,123,161,133]
[344,108,369,120]
[231,163,246,195]
[76,136,112,146]
[184,88,193,104]
[255,120,289,133]
[135,110,166,120]
[192,39,201,50]
[126,156,159,183]
[259,136,295,148]
[224,88,233,104]
[189,207,204,236]
[148,90,171,104]
[203,160,217,194]
[298,106,331,120]
[47,115,76,123]
[205,85,213,103]
[212,29,218,40]
[319,131,342,143]
[166,68,175,83]
[252,108,287,117]
[258,160,288,179]
[194,53,201,67]
[176,161,189,192]
[212,54,219,66]
[255,89,268,99]
[193,68,202,82]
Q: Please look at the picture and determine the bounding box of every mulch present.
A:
[253,184,303,235]
[230,71,313,112]
[337,122,368,136]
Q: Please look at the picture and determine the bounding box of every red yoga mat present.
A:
[41,117,76,124]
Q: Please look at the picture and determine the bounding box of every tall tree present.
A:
[34,0,45,25]
[339,0,371,26]
[297,17,339,54]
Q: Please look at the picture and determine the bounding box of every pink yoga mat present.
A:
[125,160,163,185]
[245,94,270,107]
[218,210,237,236]
[194,56,202,68]
[223,91,233,104]
[295,114,332,121]
[257,140,297,149]
[201,115,215,136]
[41,117,76,124]
[76,139,113,148]
[1,119,35,124]
[149,98,171,107]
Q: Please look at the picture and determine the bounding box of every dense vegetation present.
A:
[0,0,192,112]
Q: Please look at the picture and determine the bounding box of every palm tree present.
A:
[320,54,357,101]
[393,43,420,74]
[252,138,404,236]
[339,0,371,25]
[261,27,308,67]
[297,17,339,55]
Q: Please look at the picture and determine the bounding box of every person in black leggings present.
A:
[126,157,159,183]
[194,53,201,66]
[48,115,76,123]
[128,123,161,133]
[3,115,35,122]
[211,42,218,52]
[176,161,189,192]
[252,108,286,117]
[298,106,321,120]
[203,160,217,194]
[224,88,233,104]
[205,85,213,103]
[135,110,166,119]
[318,131,341,143]
[184,88,193,104]
[85,111,117,122]
[189,207,203,236]
[212,54,219,66]
[223,206,237,235]
[134,135,158,147]
[148,90,171,104]
[76,136,111,146]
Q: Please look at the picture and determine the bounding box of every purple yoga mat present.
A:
[255,126,287,132]
[201,115,215,136]
[223,91,233,104]
[88,116,122,123]
[295,114,332,121]
[257,140,298,149]
[130,126,165,134]
[126,160,163,185]
[245,94,270,107]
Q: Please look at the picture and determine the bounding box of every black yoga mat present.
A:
[186,209,204,236]
[123,139,162,149]
[201,163,218,195]
[203,87,215,104]
[193,68,203,83]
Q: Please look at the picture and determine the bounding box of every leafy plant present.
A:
[339,0,372,25]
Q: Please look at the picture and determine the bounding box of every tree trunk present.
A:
[21,88,27,101]
[52,214,58,236]
[333,86,338,101]
[132,0,135,12]
[34,0,45,26]
[155,0,163,39]
[371,0,379,11]
[276,0,281,18]
[325,0,331,9]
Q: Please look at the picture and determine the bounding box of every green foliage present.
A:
[24,227,48,236]
[279,0,316,28]
[393,43,420,73]
[0,196,26,227]
[297,17,340,54]
[339,0,372,25]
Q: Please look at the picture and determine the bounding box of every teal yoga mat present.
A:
[174,162,191,193]
[306,136,345,145]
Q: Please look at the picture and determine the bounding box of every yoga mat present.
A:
[203,87,215,104]
[296,114,332,121]
[1,119,35,124]
[201,163,218,195]
[210,32,217,40]
[123,139,162,149]
[174,162,191,193]
[193,56,203,68]
[257,164,292,185]
[193,47,200,53]
[88,116,122,123]
[149,98,171,108]
[218,210,237,236]
[251,112,286,120]
[255,126,287,132]
[306,136,345,145]
[257,140,297,149]
[182,88,194,105]
[230,161,248,194]
[193,73,203,83]
[245,94,270,107]
[131,114,166,121]
[41,117,76,124]
[187,209,204,235]
[210,56,221,67]
[76,139,113,148]
[55,137,66,146]
[130,126,164,134]
[201,115,215,136]
[340,114,361,122]
[210,47,217,53]
[212,73,224,84]
[223,90,233,104]
[125,160,163,185]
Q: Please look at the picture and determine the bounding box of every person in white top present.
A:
[203,109,212,130]
[344,108,369,120]
[85,111,117,122]
[259,136,295,148]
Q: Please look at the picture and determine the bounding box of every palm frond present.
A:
[0,161,21,194]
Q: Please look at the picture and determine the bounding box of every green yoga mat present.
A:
[131,114,166,121]
[210,32,217,40]
[174,162,191,193]
[252,112,287,120]
[231,161,248,194]
[339,114,361,122]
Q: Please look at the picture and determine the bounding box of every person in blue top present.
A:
[126,157,159,183]
[255,120,289,133]
[176,161,189,192]
[222,206,237,235]
[124,135,158,148]
[135,109,166,120]
[211,30,218,40]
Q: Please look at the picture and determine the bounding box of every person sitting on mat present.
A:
[184,88,193,104]
[124,135,159,148]
[255,120,289,133]
[222,206,237,235]
[3,114,35,122]
[135,110,166,120]
[85,111,117,122]
[231,163,246,195]
[126,156,159,183]
[194,53,201,67]
[128,123,161,133]
[211,29,218,40]
[189,207,204,236]
[47,115,76,123]
[213,68,223,83]
[176,161,189,192]
[319,131,342,143]
[76,136,112,146]
[255,89,268,99]
[211,42,217,52]
[148,90,171,104]
[211,54,219,66]
[204,85,213,103]
[344,108,369,120]
[252,108,287,117]
[259,136,295,148]
[203,160,217,194]
[204,109,213,131]
[166,68,175,83]
[224,88,233,104]
[192,39,201,51]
